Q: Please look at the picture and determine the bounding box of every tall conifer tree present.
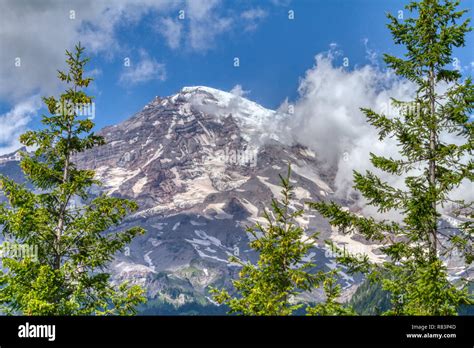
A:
[309,0,473,315]
[212,167,354,315]
[0,44,145,315]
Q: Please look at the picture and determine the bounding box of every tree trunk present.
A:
[428,67,438,259]
[54,122,72,270]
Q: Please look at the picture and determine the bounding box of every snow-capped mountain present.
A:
[70,86,370,309]
[0,86,468,313]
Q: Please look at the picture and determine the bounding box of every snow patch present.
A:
[132,177,148,195]
[329,227,385,264]
[204,203,234,220]
[293,186,311,200]
[292,164,332,193]
[257,175,283,199]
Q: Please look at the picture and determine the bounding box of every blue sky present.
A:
[0,0,473,154]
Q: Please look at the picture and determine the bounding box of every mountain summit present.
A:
[70,86,364,310]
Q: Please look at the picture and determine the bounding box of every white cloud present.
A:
[281,47,473,217]
[229,84,250,97]
[241,8,267,31]
[288,50,403,169]
[119,50,166,85]
[156,1,270,51]
[86,68,103,78]
[363,38,378,65]
[0,96,42,155]
[241,8,267,20]
[156,17,183,50]
[186,0,233,51]
[0,0,176,103]
[269,0,292,6]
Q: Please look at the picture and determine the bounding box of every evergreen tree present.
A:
[348,272,392,315]
[0,44,145,315]
[306,269,355,316]
[211,167,354,315]
[309,0,473,315]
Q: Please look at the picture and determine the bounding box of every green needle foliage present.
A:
[306,270,355,316]
[309,0,473,315]
[0,43,146,315]
[211,166,354,315]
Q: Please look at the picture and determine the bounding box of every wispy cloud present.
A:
[0,96,41,155]
[241,8,268,32]
[187,0,233,51]
[155,17,183,50]
[230,84,250,97]
[269,0,292,6]
[155,1,270,51]
[362,38,378,65]
[119,50,166,86]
